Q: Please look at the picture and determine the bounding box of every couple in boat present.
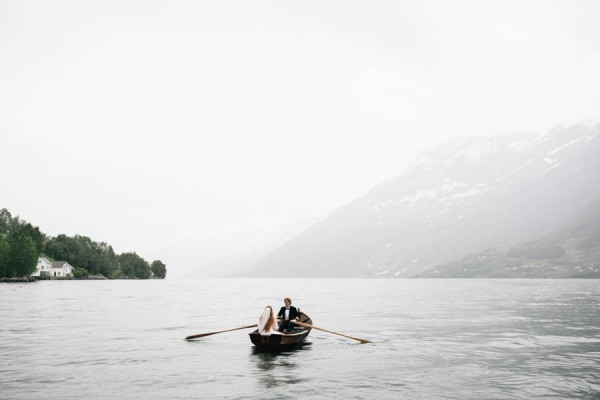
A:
[258,297,298,335]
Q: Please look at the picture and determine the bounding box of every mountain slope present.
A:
[245,121,600,277]
[418,199,600,278]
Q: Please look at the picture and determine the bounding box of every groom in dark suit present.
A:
[277,297,298,333]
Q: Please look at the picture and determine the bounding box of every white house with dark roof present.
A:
[31,257,73,278]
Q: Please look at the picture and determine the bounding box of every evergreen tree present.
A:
[118,252,151,279]
[0,208,12,235]
[11,223,44,253]
[44,234,77,262]
[151,260,167,278]
[6,230,38,277]
[0,236,8,277]
[95,243,119,278]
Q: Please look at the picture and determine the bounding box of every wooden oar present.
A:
[185,324,257,341]
[292,320,371,344]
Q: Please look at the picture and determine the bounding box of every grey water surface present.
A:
[1,279,599,399]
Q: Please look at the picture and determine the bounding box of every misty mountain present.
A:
[244,121,600,277]
[418,198,600,278]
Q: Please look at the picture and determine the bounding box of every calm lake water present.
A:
[1,279,599,399]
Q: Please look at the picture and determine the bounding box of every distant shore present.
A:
[0,277,37,283]
[0,275,167,282]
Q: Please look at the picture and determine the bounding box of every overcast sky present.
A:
[1,0,599,277]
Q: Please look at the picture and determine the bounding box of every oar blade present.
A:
[185,332,217,340]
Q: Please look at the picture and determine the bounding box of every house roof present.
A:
[52,261,71,268]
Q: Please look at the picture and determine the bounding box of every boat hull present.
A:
[249,311,312,349]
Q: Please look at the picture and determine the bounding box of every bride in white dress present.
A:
[258,306,282,336]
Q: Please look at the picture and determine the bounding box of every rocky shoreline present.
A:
[0,276,37,283]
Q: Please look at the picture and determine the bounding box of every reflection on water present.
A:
[1,279,599,399]
[250,343,312,388]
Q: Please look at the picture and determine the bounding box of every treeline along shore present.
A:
[0,208,166,280]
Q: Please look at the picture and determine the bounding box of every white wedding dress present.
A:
[258,306,282,336]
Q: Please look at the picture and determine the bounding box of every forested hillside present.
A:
[0,208,166,279]
[419,199,600,278]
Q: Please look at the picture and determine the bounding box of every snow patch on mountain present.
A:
[549,137,585,156]
[506,132,549,152]
[545,162,562,173]
[453,185,486,198]
[246,121,600,278]
[401,189,437,203]
[440,180,468,192]
[374,269,391,276]
[495,158,537,183]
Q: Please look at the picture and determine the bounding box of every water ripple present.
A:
[1,278,599,399]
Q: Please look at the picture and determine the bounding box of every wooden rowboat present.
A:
[249,311,312,349]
